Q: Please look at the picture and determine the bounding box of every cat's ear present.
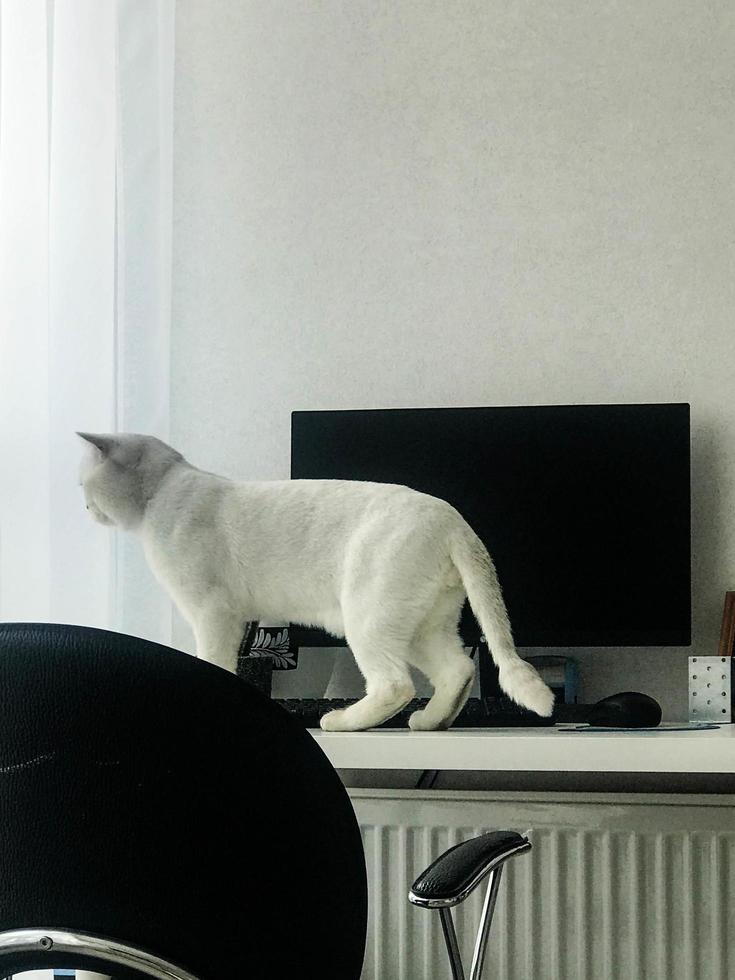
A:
[76,432,117,456]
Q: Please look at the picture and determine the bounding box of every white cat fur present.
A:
[78,432,554,730]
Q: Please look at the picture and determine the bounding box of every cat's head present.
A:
[77,433,184,529]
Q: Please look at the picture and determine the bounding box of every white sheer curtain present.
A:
[0,0,174,643]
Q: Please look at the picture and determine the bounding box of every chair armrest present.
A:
[408,830,531,909]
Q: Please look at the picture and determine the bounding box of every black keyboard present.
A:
[273,696,554,729]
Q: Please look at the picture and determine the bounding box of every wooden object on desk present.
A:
[718,591,735,658]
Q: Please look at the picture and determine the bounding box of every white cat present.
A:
[78,432,554,730]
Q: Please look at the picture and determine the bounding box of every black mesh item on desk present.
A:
[0,623,367,980]
[274,696,555,728]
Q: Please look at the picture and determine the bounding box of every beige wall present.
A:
[172,0,735,718]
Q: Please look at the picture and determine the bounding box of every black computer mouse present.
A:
[587,691,662,728]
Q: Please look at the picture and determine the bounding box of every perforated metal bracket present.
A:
[688,657,731,722]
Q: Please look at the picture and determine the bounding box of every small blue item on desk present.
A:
[525,655,579,704]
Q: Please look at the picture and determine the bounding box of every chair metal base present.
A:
[0,929,200,980]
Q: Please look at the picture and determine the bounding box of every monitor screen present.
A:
[290,404,691,648]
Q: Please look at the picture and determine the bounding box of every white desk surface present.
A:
[310,724,735,773]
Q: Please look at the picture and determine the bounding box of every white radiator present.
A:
[350,789,735,980]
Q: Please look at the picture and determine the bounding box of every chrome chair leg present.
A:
[469,865,503,980]
[438,908,466,980]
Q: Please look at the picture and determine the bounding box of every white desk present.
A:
[310,724,735,773]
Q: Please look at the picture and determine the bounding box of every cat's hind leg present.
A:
[408,589,476,731]
[408,637,475,731]
[319,626,415,732]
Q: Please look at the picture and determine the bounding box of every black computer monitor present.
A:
[290,404,691,648]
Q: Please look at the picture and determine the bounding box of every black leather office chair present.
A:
[0,623,530,980]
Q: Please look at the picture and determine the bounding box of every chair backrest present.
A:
[0,624,367,980]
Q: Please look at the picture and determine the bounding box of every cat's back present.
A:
[150,468,460,540]
[235,477,449,515]
[228,479,463,548]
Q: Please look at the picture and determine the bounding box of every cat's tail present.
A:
[450,528,554,717]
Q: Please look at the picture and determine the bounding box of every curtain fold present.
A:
[115,0,175,645]
[48,0,117,628]
[0,0,174,643]
[0,0,52,622]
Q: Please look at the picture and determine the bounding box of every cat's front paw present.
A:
[320,709,349,731]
